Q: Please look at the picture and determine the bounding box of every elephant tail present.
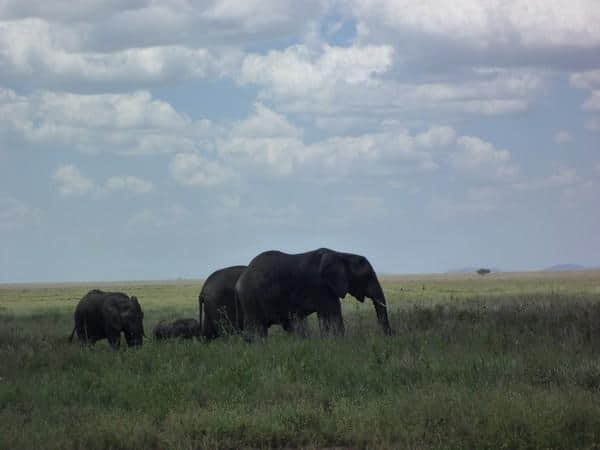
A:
[198,291,204,334]
[68,326,76,342]
[234,288,242,332]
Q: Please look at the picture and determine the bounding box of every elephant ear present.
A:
[130,296,143,318]
[319,251,349,299]
[347,256,371,301]
[103,300,123,331]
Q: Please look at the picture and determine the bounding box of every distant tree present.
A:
[477,268,491,276]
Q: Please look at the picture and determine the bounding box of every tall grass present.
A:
[2,272,600,448]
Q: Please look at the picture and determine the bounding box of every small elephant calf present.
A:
[153,318,201,340]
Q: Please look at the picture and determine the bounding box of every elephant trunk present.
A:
[368,280,392,335]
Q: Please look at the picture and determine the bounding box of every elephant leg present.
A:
[243,313,268,341]
[107,330,121,350]
[108,337,121,349]
[318,299,345,337]
[216,306,237,336]
[202,321,218,341]
[202,311,218,341]
[291,314,309,338]
[281,318,293,333]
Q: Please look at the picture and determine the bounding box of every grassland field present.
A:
[2,270,600,449]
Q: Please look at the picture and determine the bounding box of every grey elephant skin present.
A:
[198,265,247,340]
[235,248,392,338]
[68,289,145,349]
[153,318,201,340]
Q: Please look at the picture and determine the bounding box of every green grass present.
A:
[2,271,600,449]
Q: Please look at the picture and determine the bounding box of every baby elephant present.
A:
[153,318,201,340]
[69,289,145,349]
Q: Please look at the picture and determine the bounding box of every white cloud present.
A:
[352,0,600,50]
[0,197,42,230]
[105,176,154,194]
[53,164,154,196]
[450,136,517,179]
[0,89,207,155]
[304,131,435,172]
[570,70,600,90]
[554,130,574,144]
[570,70,600,113]
[53,164,95,196]
[39,90,189,129]
[230,102,302,138]
[582,91,600,111]
[513,167,581,190]
[546,168,581,187]
[586,117,600,131]
[169,153,234,186]
[238,39,542,120]
[239,42,394,97]
[0,19,243,86]
[560,180,597,208]
[415,126,456,149]
[453,136,510,168]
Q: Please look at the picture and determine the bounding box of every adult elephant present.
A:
[235,248,392,338]
[68,289,145,349]
[198,265,247,341]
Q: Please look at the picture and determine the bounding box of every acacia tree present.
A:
[477,268,491,276]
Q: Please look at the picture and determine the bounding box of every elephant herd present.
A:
[68,248,393,349]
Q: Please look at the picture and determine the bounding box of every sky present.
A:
[1,0,599,282]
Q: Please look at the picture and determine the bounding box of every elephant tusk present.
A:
[371,299,387,308]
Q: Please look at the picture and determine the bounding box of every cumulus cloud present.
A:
[238,39,542,121]
[53,164,154,196]
[0,89,207,155]
[105,176,154,194]
[218,137,305,175]
[570,70,600,89]
[217,122,439,177]
[161,108,525,187]
[0,1,332,91]
[570,69,600,113]
[352,0,600,53]
[230,102,302,138]
[215,102,307,176]
[169,153,234,187]
[53,164,96,196]
[415,126,456,149]
[554,130,574,144]
[513,167,582,191]
[0,19,244,88]
[0,1,573,133]
[450,136,517,179]
[586,117,600,131]
[582,91,600,111]
[240,42,394,95]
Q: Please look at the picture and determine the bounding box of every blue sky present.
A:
[1,1,599,282]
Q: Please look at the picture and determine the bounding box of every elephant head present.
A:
[120,296,145,347]
[319,249,392,335]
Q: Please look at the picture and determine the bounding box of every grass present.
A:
[2,271,600,449]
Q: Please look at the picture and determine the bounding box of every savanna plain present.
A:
[2,271,600,449]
